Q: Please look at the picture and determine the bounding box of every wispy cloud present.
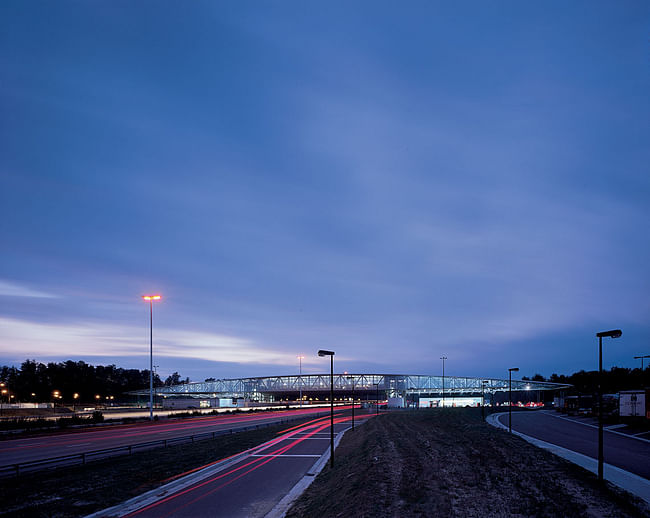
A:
[0,280,59,299]
[0,317,288,366]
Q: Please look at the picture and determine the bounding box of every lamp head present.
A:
[596,329,622,339]
[509,367,519,372]
[318,350,335,357]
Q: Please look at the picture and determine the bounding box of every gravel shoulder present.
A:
[286,409,650,518]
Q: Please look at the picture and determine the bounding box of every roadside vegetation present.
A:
[287,409,650,518]
[0,415,316,518]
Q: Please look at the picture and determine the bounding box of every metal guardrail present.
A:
[0,411,330,478]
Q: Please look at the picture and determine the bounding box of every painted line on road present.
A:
[265,422,366,518]
[543,412,650,444]
[277,437,330,440]
[487,412,650,505]
[633,431,650,437]
[251,454,321,458]
[605,423,628,430]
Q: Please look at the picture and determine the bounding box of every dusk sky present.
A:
[1,2,649,383]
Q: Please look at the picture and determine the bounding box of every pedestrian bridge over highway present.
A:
[130,374,570,402]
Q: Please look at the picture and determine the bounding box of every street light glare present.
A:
[142,294,162,301]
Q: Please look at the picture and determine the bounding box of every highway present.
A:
[500,410,650,480]
[0,406,343,467]
[105,410,370,517]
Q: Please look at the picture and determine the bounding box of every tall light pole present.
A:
[297,355,305,408]
[440,356,447,408]
[481,380,489,420]
[633,354,650,371]
[346,375,355,430]
[318,350,335,468]
[508,368,519,433]
[143,294,162,421]
[597,329,622,482]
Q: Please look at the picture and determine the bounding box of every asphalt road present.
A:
[499,410,650,480]
[0,406,341,467]
[122,410,370,517]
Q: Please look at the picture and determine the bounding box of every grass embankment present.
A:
[0,416,315,518]
[287,409,650,518]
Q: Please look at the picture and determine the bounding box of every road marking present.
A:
[66,442,92,448]
[605,424,627,430]
[250,454,321,458]
[632,431,650,437]
[539,412,650,444]
[283,437,331,441]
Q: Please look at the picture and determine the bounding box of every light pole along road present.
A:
[596,329,622,482]
[317,349,335,468]
[508,367,518,433]
[142,294,161,421]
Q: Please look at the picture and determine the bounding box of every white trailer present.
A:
[619,390,648,419]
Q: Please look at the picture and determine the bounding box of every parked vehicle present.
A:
[565,395,593,416]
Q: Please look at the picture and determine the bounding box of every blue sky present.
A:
[1,1,649,382]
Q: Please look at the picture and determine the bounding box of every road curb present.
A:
[486,412,650,506]
[264,419,369,518]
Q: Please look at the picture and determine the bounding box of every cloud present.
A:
[0,280,59,299]
[0,317,288,366]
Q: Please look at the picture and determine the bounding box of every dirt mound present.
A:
[287,409,649,518]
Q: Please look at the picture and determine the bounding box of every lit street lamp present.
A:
[52,390,60,414]
[297,355,305,408]
[508,368,519,433]
[142,294,162,421]
[597,329,622,482]
[318,349,335,468]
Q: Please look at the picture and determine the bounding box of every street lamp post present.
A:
[373,382,380,416]
[440,356,447,408]
[346,376,355,430]
[142,295,162,421]
[318,350,335,468]
[0,386,5,416]
[52,390,60,414]
[297,355,305,408]
[597,329,622,482]
[633,354,650,371]
[508,368,519,433]
[481,380,489,420]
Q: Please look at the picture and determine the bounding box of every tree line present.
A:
[0,360,189,403]
[522,366,650,395]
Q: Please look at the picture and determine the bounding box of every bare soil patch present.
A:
[287,409,650,518]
